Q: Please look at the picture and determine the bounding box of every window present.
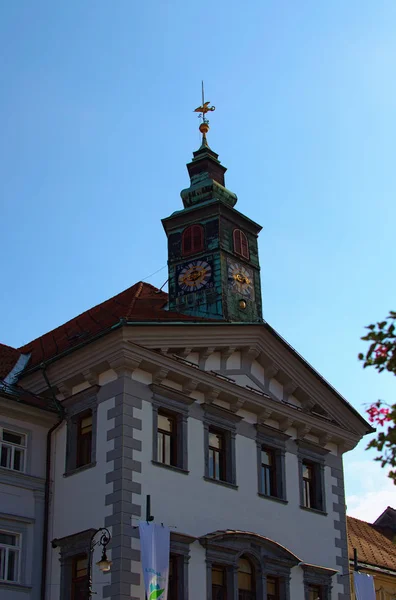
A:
[256,425,289,501]
[208,428,225,481]
[308,584,323,600]
[203,404,240,487]
[182,224,204,256]
[0,429,26,472]
[76,412,92,468]
[212,565,227,600]
[261,448,276,497]
[297,440,327,513]
[266,576,279,600]
[238,557,255,600]
[157,410,177,466]
[151,386,192,472]
[302,461,315,509]
[233,229,249,259]
[0,531,20,583]
[71,555,88,600]
[64,386,98,476]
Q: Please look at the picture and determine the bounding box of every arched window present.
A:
[182,224,204,256]
[238,557,255,600]
[233,229,249,259]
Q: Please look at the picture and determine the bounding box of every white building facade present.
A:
[0,128,371,600]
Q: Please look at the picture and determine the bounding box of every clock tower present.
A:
[162,95,263,322]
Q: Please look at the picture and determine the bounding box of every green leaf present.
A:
[149,589,165,600]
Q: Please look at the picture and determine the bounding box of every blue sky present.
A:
[1,1,395,519]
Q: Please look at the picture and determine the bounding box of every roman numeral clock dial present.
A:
[227,260,255,300]
[177,260,213,293]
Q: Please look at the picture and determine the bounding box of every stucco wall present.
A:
[128,395,344,599]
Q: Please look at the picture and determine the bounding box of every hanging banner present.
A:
[353,572,376,600]
[139,522,170,600]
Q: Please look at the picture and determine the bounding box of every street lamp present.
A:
[87,527,112,598]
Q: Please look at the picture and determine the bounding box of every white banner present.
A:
[353,572,376,600]
[139,522,170,600]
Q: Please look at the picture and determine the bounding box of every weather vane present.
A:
[194,81,215,146]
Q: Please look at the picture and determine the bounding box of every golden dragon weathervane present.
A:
[194,81,215,145]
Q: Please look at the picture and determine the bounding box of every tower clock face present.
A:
[227,260,254,300]
[177,260,212,293]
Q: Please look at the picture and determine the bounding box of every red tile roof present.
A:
[18,282,211,371]
[347,516,396,572]
[0,343,21,380]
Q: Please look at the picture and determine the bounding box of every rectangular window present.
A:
[308,584,323,600]
[157,410,177,467]
[302,461,316,509]
[261,447,276,497]
[0,429,26,473]
[71,554,88,600]
[0,531,20,583]
[212,565,227,600]
[76,412,92,468]
[208,428,225,481]
[267,576,279,600]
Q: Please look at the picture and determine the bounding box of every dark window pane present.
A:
[7,549,17,581]
[13,449,23,471]
[3,431,24,445]
[308,585,322,600]
[0,446,10,468]
[0,533,17,546]
[212,565,226,600]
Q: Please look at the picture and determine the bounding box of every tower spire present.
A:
[194,81,215,148]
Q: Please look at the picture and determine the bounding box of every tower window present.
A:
[233,229,249,259]
[182,224,204,256]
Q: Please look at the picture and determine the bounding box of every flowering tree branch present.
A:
[358,311,396,484]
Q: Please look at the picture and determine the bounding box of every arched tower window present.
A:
[233,229,249,259]
[182,224,204,256]
[238,557,256,600]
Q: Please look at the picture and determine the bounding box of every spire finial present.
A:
[194,81,215,147]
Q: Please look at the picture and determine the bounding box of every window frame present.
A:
[297,440,328,514]
[0,426,28,474]
[182,224,204,256]
[75,411,93,469]
[157,409,177,467]
[256,424,289,502]
[302,563,337,600]
[201,530,299,600]
[52,528,97,600]
[0,529,21,584]
[71,553,89,600]
[233,229,250,260]
[203,403,241,488]
[64,386,99,477]
[208,427,226,482]
[151,384,193,473]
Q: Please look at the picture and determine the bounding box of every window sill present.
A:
[300,505,327,516]
[203,476,238,490]
[0,582,32,592]
[63,461,96,478]
[258,493,288,505]
[151,460,189,475]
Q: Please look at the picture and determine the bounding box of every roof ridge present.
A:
[0,342,19,352]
